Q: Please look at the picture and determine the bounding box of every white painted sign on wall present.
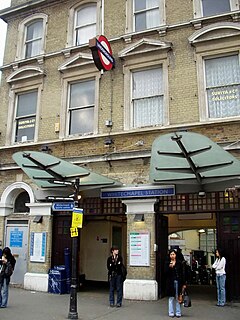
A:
[30,232,47,262]
[129,231,150,266]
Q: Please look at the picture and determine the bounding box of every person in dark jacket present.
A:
[164,249,186,318]
[0,247,16,308]
[107,246,123,307]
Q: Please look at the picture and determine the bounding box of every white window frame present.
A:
[196,50,240,122]
[6,84,42,145]
[126,0,165,34]
[14,91,38,143]
[60,72,100,138]
[124,60,169,130]
[67,0,101,48]
[67,79,95,136]
[16,13,48,60]
[193,0,239,18]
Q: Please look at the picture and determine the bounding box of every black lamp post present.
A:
[13,152,94,319]
[68,178,80,319]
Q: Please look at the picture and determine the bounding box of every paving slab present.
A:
[0,285,239,320]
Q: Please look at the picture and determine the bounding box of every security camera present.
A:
[198,191,206,197]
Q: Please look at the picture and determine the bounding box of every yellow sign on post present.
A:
[70,227,78,237]
[71,208,84,229]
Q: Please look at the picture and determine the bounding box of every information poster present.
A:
[71,208,83,229]
[129,231,150,266]
[30,232,47,262]
[10,229,23,247]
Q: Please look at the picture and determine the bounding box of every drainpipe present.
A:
[101,0,104,34]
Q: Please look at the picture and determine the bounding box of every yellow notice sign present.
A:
[70,227,78,237]
[71,208,83,229]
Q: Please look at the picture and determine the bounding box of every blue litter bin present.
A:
[48,267,67,294]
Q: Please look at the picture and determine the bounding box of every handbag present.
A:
[183,288,192,307]
[178,293,183,304]
[4,262,13,277]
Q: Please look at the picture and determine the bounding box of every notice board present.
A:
[129,231,150,266]
[30,232,47,262]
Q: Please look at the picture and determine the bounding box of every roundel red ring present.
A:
[97,35,113,71]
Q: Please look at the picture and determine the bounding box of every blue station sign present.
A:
[52,202,75,211]
[101,185,175,199]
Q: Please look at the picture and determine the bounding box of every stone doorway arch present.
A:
[0,181,35,216]
[0,182,35,286]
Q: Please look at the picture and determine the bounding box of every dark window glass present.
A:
[69,80,95,135]
[25,20,43,58]
[15,91,37,142]
[202,0,230,16]
[135,0,147,11]
[17,92,37,117]
[14,192,30,213]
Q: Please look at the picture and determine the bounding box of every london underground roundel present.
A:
[89,35,115,71]
[97,35,114,71]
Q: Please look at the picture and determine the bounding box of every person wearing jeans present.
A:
[109,273,123,307]
[164,249,187,318]
[0,247,16,308]
[168,280,182,317]
[0,278,9,308]
[107,246,124,307]
[212,248,226,307]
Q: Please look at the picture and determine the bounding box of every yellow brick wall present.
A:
[127,213,156,280]
[1,0,239,155]
[0,0,239,289]
[28,216,52,273]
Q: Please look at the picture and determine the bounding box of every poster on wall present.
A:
[30,232,47,263]
[129,231,150,266]
[10,228,23,247]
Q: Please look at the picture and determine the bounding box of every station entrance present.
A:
[156,190,240,300]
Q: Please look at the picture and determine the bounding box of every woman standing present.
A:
[164,249,186,318]
[0,247,16,308]
[212,248,226,307]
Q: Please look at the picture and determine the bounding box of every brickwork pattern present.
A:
[0,0,240,288]
[127,213,156,280]
[28,216,52,274]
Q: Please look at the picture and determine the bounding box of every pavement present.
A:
[0,284,239,320]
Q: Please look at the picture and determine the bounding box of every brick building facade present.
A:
[0,0,240,300]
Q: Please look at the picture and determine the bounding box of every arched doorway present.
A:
[0,182,35,286]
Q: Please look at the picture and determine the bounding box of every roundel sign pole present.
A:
[89,35,115,71]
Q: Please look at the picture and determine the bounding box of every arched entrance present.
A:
[155,190,240,300]
[150,132,240,300]
[0,182,35,286]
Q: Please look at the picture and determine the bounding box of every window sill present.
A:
[190,10,240,29]
[200,116,240,125]
[62,43,91,58]
[67,132,94,139]
[123,25,168,43]
[13,55,45,68]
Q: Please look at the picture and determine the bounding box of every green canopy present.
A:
[150,132,240,191]
[13,151,121,189]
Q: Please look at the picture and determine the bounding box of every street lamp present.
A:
[49,178,80,319]
[68,178,80,319]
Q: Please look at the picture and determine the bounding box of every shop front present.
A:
[0,132,240,301]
